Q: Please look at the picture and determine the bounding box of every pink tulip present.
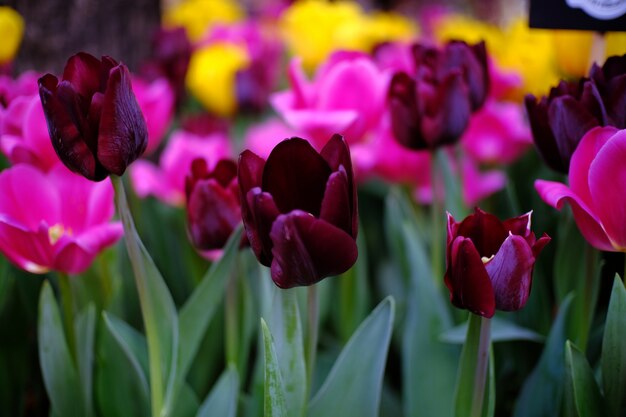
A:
[0,94,59,171]
[536,126,626,252]
[244,117,305,158]
[461,99,532,165]
[0,163,123,274]
[0,71,39,107]
[130,129,232,206]
[270,51,389,148]
[132,76,175,155]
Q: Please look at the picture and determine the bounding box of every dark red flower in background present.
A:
[388,41,488,150]
[525,54,625,174]
[238,134,358,288]
[445,208,550,318]
[185,158,242,251]
[38,53,148,181]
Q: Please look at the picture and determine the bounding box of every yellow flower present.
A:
[0,6,24,65]
[552,30,626,77]
[163,0,243,41]
[185,42,250,117]
[280,0,367,71]
[362,12,418,50]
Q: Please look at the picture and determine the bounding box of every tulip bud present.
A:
[38,52,148,181]
[238,134,358,288]
[445,208,550,318]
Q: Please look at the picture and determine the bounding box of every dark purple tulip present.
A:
[185,158,242,251]
[589,54,626,129]
[38,53,148,181]
[445,208,550,318]
[238,134,358,288]
[388,41,488,150]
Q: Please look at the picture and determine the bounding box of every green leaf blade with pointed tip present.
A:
[262,318,288,417]
[565,341,606,417]
[197,366,240,417]
[75,304,96,417]
[601,276,626,417]
[307,297,395,417]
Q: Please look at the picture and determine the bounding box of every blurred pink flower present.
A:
[0,163,122,274]
[0,94,59,170]
[0,71,39,107]
[130,129,232,206]
[536,127,626,252]
[132,76,175,155]
[271,51,389,147]
[244,117,304,158]
[461,99,532,165]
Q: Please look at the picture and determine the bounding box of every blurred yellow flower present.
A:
[0,6,24,65]
[553,30,626,77]
[435,15,560,100]
[185,43,250,117]
[280,0,418,71]
[163,0,243,41]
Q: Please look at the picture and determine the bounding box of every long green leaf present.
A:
[197,366,239,417]
[601,276,626,417]
[96,313,150,417]
[268,288,306,417]
[262,319,288,417]
[38,281,85,417]
[565,341,606,417]
[512,295,573,417]
[179,225,243,377]
[75,304,96,417]
[307,297,395,417]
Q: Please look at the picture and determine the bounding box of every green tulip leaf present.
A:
[262,318,288,417]
[601,276,626,417]
[179,225,243,377]
[75,304,96,417]
[565,341,606,417]
[197,366,240,417]
[268,288,306,417]
[96,312,150,417]
[440,316,544,344]
[38,281,85,417]
[307,297,395,417]
[512,295,573,417]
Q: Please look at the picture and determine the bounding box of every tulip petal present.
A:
[0,220,53,274]
[444,237,495,318]
[605,75,626,128]
[54,222,123,274]
[484,234,535,311]
[535,179,614,251]
[238,149,265,193]
[502,212,531,237]
[588,130,626,250]
[246,187,280,266]
[97,65,148,176]
[525,94,565,173]
[62,52,104,98]
[269,210,358,288]
[187,179,241,250]
[388,72,426,149]
[319,167,351,235]
[568,126,618,208]
[456,208,508,258]
[262,138,331,216]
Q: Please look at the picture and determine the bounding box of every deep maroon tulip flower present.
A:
[185,158,242,251]
[238,134,358,288]
[445,208,550,318]
[38,53,148,181]
[388,41,488,150]
[525,54,626,174]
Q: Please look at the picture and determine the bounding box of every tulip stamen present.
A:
[48,223,66,245]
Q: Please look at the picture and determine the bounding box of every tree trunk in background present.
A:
[4,0,161,74]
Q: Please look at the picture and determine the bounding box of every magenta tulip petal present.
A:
[97,65,148,176]
[54,223,123,274]
[246,187,280,266]
[280,109,358,144]
[0,221,53,273]
[484,234,535,311]
[502,212,531,237]
[535,179,614,251]
[444,237,495,318]
[262,138,331,215]
[588,130,626,249]
[269,210,358,288]
[568,126,618,207]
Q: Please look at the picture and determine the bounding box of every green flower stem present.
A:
[57,272,76,361]
[305,284,319,398]
[111,175,163,417]
[470,315,491,417]
[225,264,239,366]
[431,150,443,284]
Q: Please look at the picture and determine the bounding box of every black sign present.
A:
[529,0,626,31]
